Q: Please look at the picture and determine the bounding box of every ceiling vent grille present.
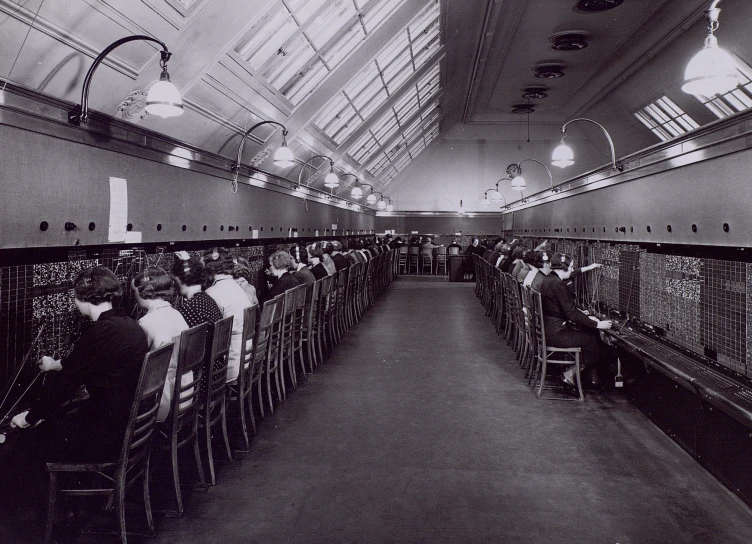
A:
[575,0,624,13]
[522,87,548,100]
[534,64,565,79]
[511,104,535,114]
[550,31,590,51]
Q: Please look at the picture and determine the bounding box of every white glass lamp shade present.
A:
[386,203,394,212]
[273,145,295,168]
[551,142,574,168]
[682,34,740,96]
[480,197,491,208]
[510,176,526,191]
[145,77,183,118]
[350,186,363,199]
[366,193,377,205]
[377,199,386,210]
[324,172,340,188]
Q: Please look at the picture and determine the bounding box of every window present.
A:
[634,96,699,141]
[234,0,405,105]
[694,57,752,119]
[310,1,441,144]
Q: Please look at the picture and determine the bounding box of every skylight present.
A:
[311,1,441,145]
[694,57,752,119]
[234,0,405,105]
[634,96,699,142]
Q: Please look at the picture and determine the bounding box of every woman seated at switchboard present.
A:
[289,245,316,286]
[265,251,300,301]
[232,256,259,307]
[538,253,613,389]
[11,266,149,462]
[172,254,224,379]
[203,247,253,384]
[322,242,337,275]
[307,242,330,280]
[523,250,552,290]
[132,266,190,422]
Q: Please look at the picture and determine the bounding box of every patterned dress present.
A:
[177,291,223,392]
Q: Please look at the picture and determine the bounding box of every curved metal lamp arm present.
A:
[561,117,621,171]
[231,120,288,172]
[69,35,170,125]
[297,154,334,188]
[484,189,507,206]
[336,172,358,195]
[517,158,555,191]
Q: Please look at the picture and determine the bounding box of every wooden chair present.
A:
[198,315,234,486]
[157,322,209,515]
[335,267,348,342]
[317,275,334,356]
[421,248,433,274]
[407,246,420,274]
[280,287,298,392]
[530,289,585,401]
[265,294,285,413]
[226,305,257,452]
[44,342,174,544]
[303,280,322,373]
[397,246,408,275]
[433,247,447,275]
[291,284,308,380]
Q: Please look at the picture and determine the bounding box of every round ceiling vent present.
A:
[534,64,565,79]
[511,104,535,114]
[550,31,590,51]
[575,0,624,13]
[522,87,548,100]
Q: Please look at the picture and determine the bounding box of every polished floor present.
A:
[7,277,752,543]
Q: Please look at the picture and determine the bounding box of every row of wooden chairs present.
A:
[397,246,449,275]
[473,254,585,402]
[43,249,398,544]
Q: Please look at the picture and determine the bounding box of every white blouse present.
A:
[206,275,253,382]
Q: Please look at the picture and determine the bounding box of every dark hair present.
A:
[270,251,293,271]
[522,249,536,265]
[331,240,342,251]
[289,245,308,265]
[132,266,174,300]
[171,256,206,287]
[324,242,334,255]
[532,250,552,269]
[307,243,324,259]
[231,256,252,281]
[551,253,574,271]
[202,247,236,275]
[73,266,122,305]
[511,246,527,260]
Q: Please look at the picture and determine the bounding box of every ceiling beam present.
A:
[129,0,277,96]
[284,0,432,142]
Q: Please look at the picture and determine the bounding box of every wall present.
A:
[0,124,375,249]
[375,214,504,236]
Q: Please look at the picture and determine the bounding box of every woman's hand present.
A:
[38,356,62,372]
[10,411,31,429]
[596,320,613,330]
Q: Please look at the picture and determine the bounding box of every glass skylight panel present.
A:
[370,153,393,176]
[393,153,411,171]
[350,133,380,164]
[634,96,699,142]
[234,0,406,105]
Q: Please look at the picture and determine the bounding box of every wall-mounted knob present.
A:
[64,222,77,231]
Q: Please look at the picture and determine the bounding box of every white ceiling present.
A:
[1,0,748,204]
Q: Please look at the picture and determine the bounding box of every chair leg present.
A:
[220,405,234,464]
[278,354,287,401]
[193,438,207,490]
[170,435,183,516]
[116,480,128,544]
[257,378,265,419]
[237,385,251,450]
[246,386,257,435]
[44,472,57,544]
[266,363,274,415]
[536,359,548,399]
[205,413,218,484]
[143,451,155,534]
[574,355,585,401]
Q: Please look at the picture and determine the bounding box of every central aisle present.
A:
[154,279,752,544]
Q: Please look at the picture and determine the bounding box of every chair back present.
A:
[121,342,174,476]
[530,289,547,357]
[448,246,461,255]
[267,294,286,370]
[171,323,209,425]
[398,246,408,255]
[206,316,235,405]
[251,299,276,385]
